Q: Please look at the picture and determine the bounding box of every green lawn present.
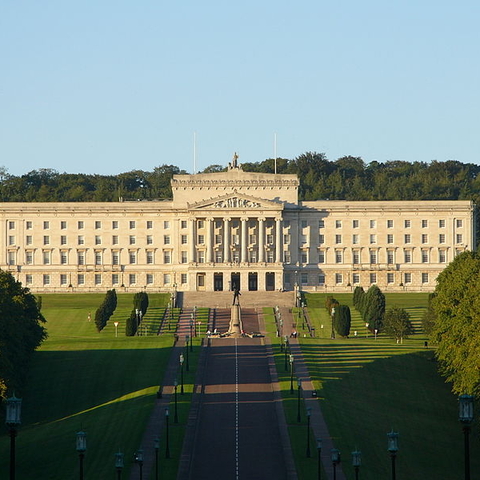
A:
[0,293,188,480]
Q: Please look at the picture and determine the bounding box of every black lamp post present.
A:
[5,394,21,480]
[165,408,170,459]
[387,430,399,480]
[459,394,474,480]
[185,335,190,371]
[174,379,179,423]
[289,355,294,394]
[114,451,124,480]
[135,449,144,480]
[297,378,302,422]
[76,430,87,480]
[189,319,193,349]
[284,336,289,371]
[352,450,361,480]
[193,306,197,336]
[316,438,322,480]
[179,354,185,395]
[331,448,341,480]
[154,436,159,480]
[306,407,312,458]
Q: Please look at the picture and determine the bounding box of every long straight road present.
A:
[186,336,289,480]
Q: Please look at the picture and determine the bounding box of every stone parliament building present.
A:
[0,157,475,293]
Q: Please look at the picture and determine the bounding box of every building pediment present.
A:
[188,191,283,211]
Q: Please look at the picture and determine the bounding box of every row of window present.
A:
[313,233,463,245]
[34,272,188,287]
[294,218,464,229]
[285,272,430,285]
[8,220,173,230]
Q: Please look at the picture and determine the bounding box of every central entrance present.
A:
[231,272,240,291]
[248,272,258,291]
[214,273,223,291]
[266,272,275,291]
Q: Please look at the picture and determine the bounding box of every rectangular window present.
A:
[43,235,50,245]
[181,220,187,229]
[352,234,359,245]
[61,221,67,229]
[456,234,463,244]
[163,220,170,229]
[112,220,119,229]
[283,234,290,245]
[129,235,136,245]
[353,273,360,284]
[146,274,154,284]
[404,273,412,284]
[266,234,274,244]
[60,235,67,245]
[112,235,119,245]
[387,273,394,284]
[163,251,171,264]
[301,234,307,244]
[301,220,308,228]
[197,250,205,263]
[181,251,188,264]
[335,234,342,244]
[387,234,394,244]
[60,274,68,286]
[301,252,308,264]
[43,251,51,265]
[319,219,325,228]
[112,274,119,285]
[181,235,188,245]
[129,221,136,229]
[319,234,325,244]
[439,234,446,244]
[370,234,376,244]
[8,251,15,265]
[439,219,445,228]
[456,219,463,228]
[146,251,154,264]
[370,220,376,228]
[387,250,395,264]
[353,250,360,264]
[145,235,152,245]
[147,220,153,229]
[335,220,342,228]
[112,252,119,265]
[352,219,359,228]
[26,275,33,285]
[422,250,429,263]
[318,251,325,263]
[283,251,291,263]
[404,220,411,228]
[267,250,274,263]
[8,221,15,230]
[370,273,377,284]
[335,251,342,263]
[216,251,223,263]
[26,221,33,230]
[78,252,85,265]
[95,235,101,245]
[197,235,205,245]
[422,219,428,228]
[77,274,85,285]
[43,274,50,286]
[301,273,308,285]
[8,235,15,246]
[61,251,68,264]
[163,273,171,285]
[335,273,343,284]
[215,234,222,244]
[129,251,137,264]
[249,234,257,246]
[95,274,102,285]
[78,235,84,245]
[181,273,188,284]
[95,221,101,229]
[78,221,84,229]
[43,221,50,229]
[95,252,102,265]
[26,235,33,245]
[387,220,394,228]
[422,234,428,244]
[439,249,446,263]
[129,274,136,285]
[370,250,377,264]
[404,234,411,244]
[197,220,205,229]
[422,273,429,283]
[404,250,411,263]
[318,274,325,285]
[26,251,33,265]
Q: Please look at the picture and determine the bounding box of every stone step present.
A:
[179,290,295,308]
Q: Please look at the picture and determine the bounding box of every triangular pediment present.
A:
[188,191,282,210]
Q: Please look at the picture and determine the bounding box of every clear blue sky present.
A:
[1,1,479,176]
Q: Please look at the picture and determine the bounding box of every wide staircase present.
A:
[180,290,294,308]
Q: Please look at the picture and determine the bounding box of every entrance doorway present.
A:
[266,272,275,291]
[231,272,240,291]
[214,273,223,291]
[248,272,258,291]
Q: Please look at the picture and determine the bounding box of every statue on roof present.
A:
[228,152,242,171]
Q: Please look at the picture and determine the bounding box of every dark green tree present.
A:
[363,285,385,332]
[383,307,414,343]
[333,304,351,337]
[421,293,437,336]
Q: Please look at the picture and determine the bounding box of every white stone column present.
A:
[223,217,230,263]
[189,218,196,263]
[258,217,265,263]
[241,217,248,263]
[206,218,213,263]
[275,217,282,263]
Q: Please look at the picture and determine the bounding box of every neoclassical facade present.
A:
[0,161,475,293]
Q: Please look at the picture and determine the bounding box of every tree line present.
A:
[1,153,480,204]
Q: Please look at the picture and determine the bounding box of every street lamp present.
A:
[174,379,179,423]
[289,355,294,394]
[114,451,124,480]
[374,328,378,340]
[459,394,474,480]
[365,323,369,338]
[114,321,119,337]
[135,449,144,480]
[317,439,322,480]
[331,307,336,339]
[284,336,289,371]
[154,436,160,480]
[331,448,341,480]
[189,318,194,347]
[76,430,87,480]
[179,354,185,395]
[352,450,361,480]
[5,394,21,480]
[185,335,190,371]
[306,407,312,458]
[165,408,170,459]
[387,430,399,480]
[297,378,302,422]
[193,306,197,336]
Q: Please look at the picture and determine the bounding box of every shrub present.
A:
[334,304,351,337]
